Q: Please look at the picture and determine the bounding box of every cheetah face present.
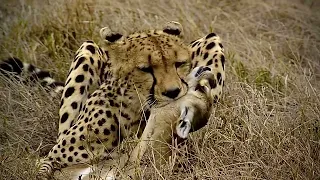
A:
[131,36,191,107]
[102,22,191,107]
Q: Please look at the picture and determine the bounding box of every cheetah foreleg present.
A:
[176,105,195,139]
[176,66,213,138]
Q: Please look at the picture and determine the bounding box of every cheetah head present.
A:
[100,21,191,107]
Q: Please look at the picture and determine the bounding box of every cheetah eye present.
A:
[137,66,153,73]
[175,61,187,68]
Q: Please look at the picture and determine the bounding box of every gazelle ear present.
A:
[99,27,123,43]
[162,21,183,37]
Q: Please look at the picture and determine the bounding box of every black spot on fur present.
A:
[79,146,85,150]
[69,146,74,152]
[221,55,225,70]
[86,45,96,54]
[104,128,110,135]
[97,61,101,69]
[90,57,94,65]
[71,102,78,109]
[65,78,71,85]
[206,42,216,50]
[206,59,213,66]
[206,33,216,39]
[196,47,201,56]
[60,113,69,123]
[70,137,76,144]
[75,75,84,83]
[83,64,89,71]
[68,156,73,162]
[64,87,75,98]
[105,33,123,42]
[98,118,106,126]
[82,153,88,158]
[75,57,85,69]
[203,52,208,60]
[113,114,119,125]
[191,52,195,60]
[109,100,114,106]
[89,68,94,76]
[106,110,112,118]
[80,86,85,95]
[163,29,181,36]
[99,100,105,106]
[191,41,198,48]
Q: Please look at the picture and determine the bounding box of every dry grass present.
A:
[0,0,320,179]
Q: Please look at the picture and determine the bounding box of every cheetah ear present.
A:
[100,27,123,43]
[163,21,184,37]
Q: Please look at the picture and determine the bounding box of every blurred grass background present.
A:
[0,0,319,179]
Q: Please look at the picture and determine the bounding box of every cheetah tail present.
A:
[0,57,65,96]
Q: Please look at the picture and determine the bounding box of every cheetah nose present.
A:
[162,88,181,99]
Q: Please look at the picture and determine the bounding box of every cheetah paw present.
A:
[176,107,192,139]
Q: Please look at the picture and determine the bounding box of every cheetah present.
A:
[0,21,225,179]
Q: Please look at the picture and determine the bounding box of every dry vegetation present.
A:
[0,0,320,179]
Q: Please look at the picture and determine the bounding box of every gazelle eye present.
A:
[138,66,153,73]
[175,61,187,68]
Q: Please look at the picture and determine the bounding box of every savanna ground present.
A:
[0,0,319,179]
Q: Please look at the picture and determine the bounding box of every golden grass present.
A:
[0,0,319,179]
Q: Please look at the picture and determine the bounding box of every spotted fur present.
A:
[0,22,225,179]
